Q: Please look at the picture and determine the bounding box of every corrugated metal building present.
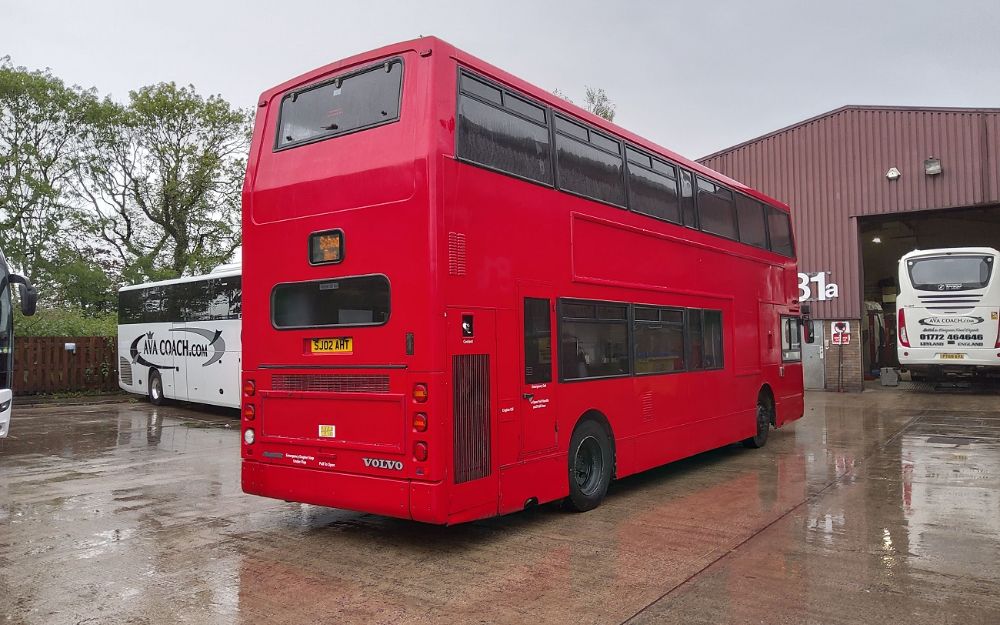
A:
[701,106,1000,390]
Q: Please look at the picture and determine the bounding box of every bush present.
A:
[15,307,117,337]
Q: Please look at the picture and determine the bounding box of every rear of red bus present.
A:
[240,39,455,523]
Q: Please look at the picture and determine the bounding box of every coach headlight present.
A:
[243,428,256,445]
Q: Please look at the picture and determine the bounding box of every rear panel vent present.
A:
[271,374,389,393]
[119,357,133,386]
[448,232,467,276]
[453,354,490,484]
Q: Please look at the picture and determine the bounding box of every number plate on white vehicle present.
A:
[939,353,965,360]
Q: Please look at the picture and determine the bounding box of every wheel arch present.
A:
[575,409,617,478]
[758,384,776,426]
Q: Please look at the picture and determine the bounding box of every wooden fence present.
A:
[13,336,120,395]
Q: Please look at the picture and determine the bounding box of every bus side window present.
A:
[523,298,551,384]
[781,317,802,362]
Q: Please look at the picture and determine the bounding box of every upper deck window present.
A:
[765,207,794,257]
[457,71,552,185]
[907,255,993,291]
[276,59,403,150]
[696,177,738,240]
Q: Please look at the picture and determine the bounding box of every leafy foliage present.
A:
[75,82,251,282]
[1,60,250,336]
[14,306,117,337]
[552,86,617,122]
[0,57,100,282]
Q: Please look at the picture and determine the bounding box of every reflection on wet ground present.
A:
[1,391,998,624]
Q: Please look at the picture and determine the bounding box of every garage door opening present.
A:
[858,205,1000,377]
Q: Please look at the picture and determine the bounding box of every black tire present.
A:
[148,370,166,406]
[565,418,613,512]
[742,395,771,449]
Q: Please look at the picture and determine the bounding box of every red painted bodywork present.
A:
[240,37,804,525]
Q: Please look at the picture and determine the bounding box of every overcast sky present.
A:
[5,0,1000,157]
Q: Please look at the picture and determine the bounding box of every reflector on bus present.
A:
[309,230,344,265]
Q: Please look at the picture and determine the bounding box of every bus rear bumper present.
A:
[241,460,448,523]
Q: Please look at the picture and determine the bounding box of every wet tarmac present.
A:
[1,390,999,624]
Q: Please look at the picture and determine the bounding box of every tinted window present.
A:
[524,298,552,384]
[559,300,629,380]
[702,310,724,369]
[766,207,794,257]
[504,93,546,124]
[211,276,242,320]
[688,310,703,370]
[634,306,686,374]
[735,195,768,249]
[697,178,738,239]
[272,275,390,328]
[457,93,552,184]
[555,132,625,206]
[907,255,993,291]
[680,170,697,228]
[628,162,680,223]
[626,146,651,168]
[555,116,588,141]
[181,280,213,322]
[460,74,501,105]
[277,59,402,149]
[118,289,142,325]
[590,131,620,154]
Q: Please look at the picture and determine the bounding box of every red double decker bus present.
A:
[240,37,804,524]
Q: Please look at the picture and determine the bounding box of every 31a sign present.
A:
[798,272,840,302]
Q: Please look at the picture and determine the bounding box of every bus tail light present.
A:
[412,383,428,403]
[243,380,256,396]
[898,309,910,347]
[413,412,428,432]
[243,428,255,445]
[243,404,256,420]
[414,441,428,462]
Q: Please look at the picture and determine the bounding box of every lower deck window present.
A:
[559,301,629,380]
[271,275,390,328]
[781,317,802,362]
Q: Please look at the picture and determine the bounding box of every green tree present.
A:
[0,57,98,283]
[552,86,617,122]
[76,82,251,281]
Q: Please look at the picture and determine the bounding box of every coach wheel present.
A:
[148,370,166,406]
[565,418,613,512]
[743,395,771,449]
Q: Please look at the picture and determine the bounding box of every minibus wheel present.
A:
[565,418,613,512]
[743,394,772,449]
[148,370,166,406]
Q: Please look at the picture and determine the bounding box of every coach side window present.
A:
[634,306,686,374]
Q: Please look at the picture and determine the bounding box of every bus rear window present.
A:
[907,255,993,291]
[272,275,390,328]
[276,59,402,150]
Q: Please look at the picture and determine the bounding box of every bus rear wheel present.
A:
[565,419,613,512]
[743,395,772,449]
[148,370,166,406]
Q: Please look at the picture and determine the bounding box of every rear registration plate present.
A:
[940,353,965,360]
[311,337,353,354]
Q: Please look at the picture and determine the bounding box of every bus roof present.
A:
[118,264,241,293]
[258,36,790,214]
